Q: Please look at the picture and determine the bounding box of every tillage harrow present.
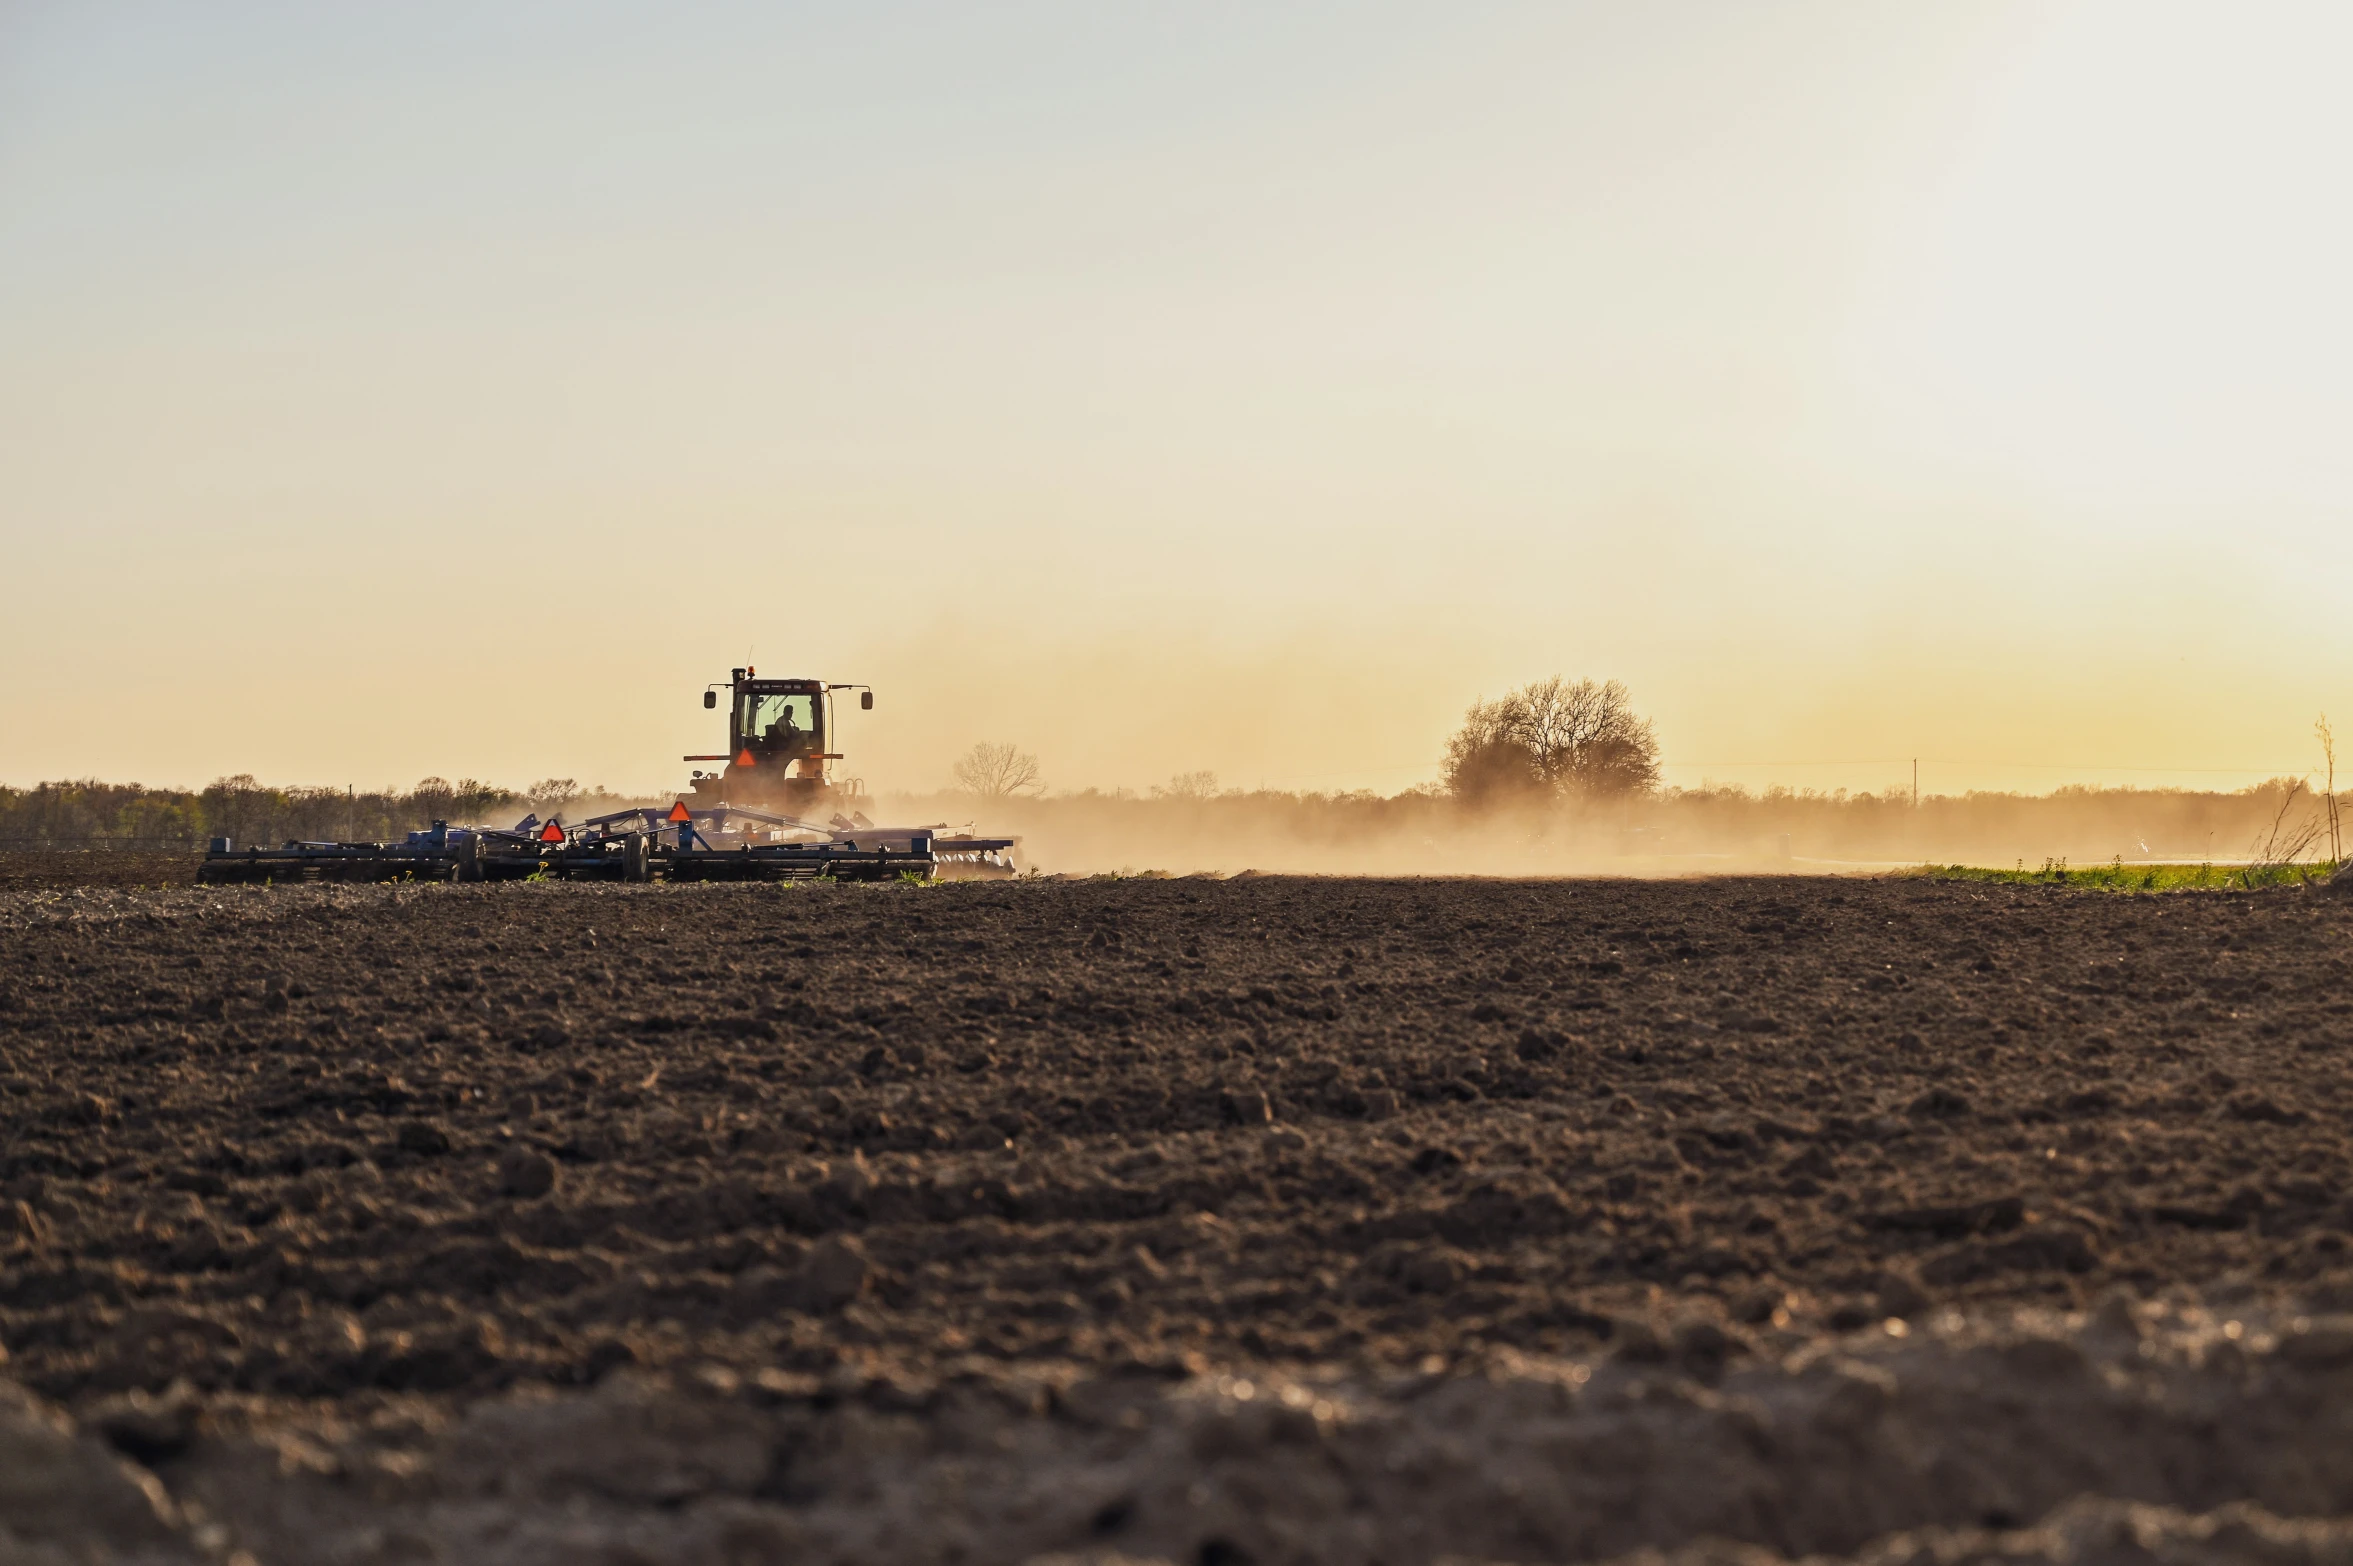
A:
[197,807,1017,885]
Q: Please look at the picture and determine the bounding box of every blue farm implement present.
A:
[197,809,1015,885]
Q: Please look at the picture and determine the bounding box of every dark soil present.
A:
[0,850,197,889]
[5,870,2353,1563]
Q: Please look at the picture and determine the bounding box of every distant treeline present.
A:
[0,777,644,849]
[1,774,2333,874]
[1645,780,2328,867]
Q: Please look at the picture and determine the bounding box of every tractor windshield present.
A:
[739,692,818,758]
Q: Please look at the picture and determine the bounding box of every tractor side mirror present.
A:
[860,691,874,710]
[703,691,717,709]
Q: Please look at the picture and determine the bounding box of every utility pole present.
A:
[1912,759,1918,811]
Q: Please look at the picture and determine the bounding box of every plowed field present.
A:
[5,862,2353,1564]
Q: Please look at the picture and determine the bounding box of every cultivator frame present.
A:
[196,808,1017,886]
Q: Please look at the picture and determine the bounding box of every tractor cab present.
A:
[733,678,826,772]
[685,667,870,812]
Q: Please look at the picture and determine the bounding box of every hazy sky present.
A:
[5,1,2351,798]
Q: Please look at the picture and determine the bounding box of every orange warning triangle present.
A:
[666,800,693,823]
[735,748,757,767]
[537,820,564,843]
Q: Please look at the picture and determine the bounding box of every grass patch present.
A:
[1906,859,2335,892]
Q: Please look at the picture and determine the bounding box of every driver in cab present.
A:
[762,706,809,765]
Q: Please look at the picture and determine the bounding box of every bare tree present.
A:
[527,778,581,816]
[201,774,267,847]
[951,742,1044,799]
[1153,771,1220,801]
[1443,677,1659,806]
[1517,677,1661,796]
[1442,696,1544,806]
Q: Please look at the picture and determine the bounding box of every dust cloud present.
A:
[878,779,2338,878]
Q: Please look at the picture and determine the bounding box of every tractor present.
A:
[677,665,1020,877]
[683,667,871,816]
[195,666,1019,883]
